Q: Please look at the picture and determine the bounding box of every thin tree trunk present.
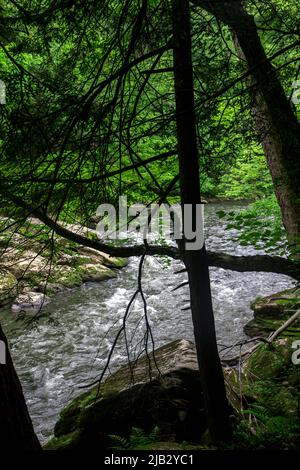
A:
[172,0,232,443]
[0,323,41,450]
[194,0,300,249]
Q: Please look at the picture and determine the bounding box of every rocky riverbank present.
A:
[45,338,300,450]
[244,287,300,338]
[0,217,127,312]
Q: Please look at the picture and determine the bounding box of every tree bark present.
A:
[193,0,300,249]
[207,251,299,279]
[172,0,232,443]
[0,323,41,450]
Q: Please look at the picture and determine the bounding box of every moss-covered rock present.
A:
[0,218,128,311]
[47,266,83,289]
[46,368,206,451]
[46,263,117,291]
[46,340,207,450]
[244,287,300,338]
[251,288,300,316]
[226,339,300,419]
[0,270,17,306]
[225,339,300,449]
[77,264,117,282]
[43,430,82,450]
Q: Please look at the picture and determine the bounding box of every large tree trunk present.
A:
[172,0,232,443]
[0,323,41,450]
[194,0,300,249]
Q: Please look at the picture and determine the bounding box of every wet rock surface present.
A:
[11,292,51,312]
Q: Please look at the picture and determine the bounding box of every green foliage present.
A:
[231,340,300,450]
[109,426,162,450]
[234,406,300,450]
[217,195,288,255]
[216,150,274,200]
[1,0,289,222]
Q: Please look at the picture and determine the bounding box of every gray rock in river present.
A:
[11,292,51,312]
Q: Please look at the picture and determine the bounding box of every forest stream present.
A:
[0,202,296,443]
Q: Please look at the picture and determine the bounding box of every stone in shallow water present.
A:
[11,292,50,312]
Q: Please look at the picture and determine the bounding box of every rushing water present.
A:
[0,202,296,443]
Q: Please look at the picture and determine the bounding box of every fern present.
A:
[108,427,162,450]
[108,434,131,450]
[149,426,162,442]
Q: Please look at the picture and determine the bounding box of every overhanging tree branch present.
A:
[16,150,177,184]
[2,192,300,279]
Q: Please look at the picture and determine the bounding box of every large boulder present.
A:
[5,251,48,279]
[45,340,207,450]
